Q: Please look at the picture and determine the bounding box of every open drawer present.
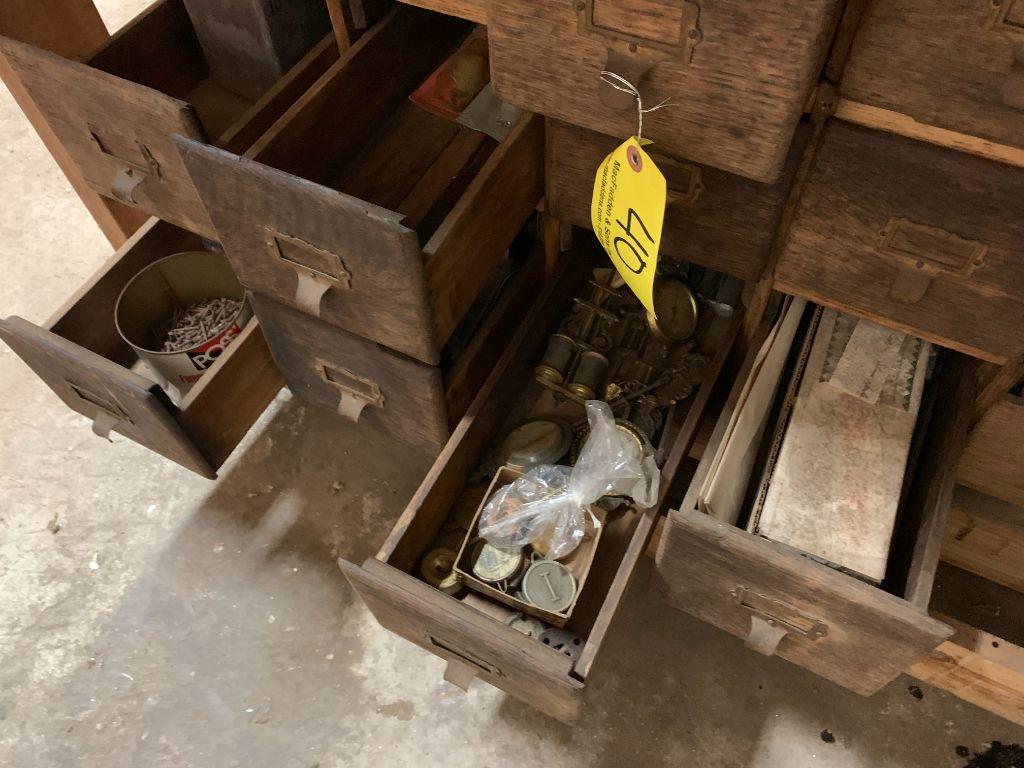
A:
[488,0,843,182]
[339,246,744,722]
[248,238,546,454]
[775,120,1024,365]
[652,300,980,696]
[0,0,339,240]
[0,219,283,479]
[176,5,544,366]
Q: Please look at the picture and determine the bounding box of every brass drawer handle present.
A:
[268,230,353,318]
[65,379,132,440]
[876,218,993,304]
[577,0,703,111]
[315,360,384,422]
[88,126,160,205]
[732,586,828,657]
[429,635,503,685]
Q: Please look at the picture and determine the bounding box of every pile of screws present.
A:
[159,298,241,352]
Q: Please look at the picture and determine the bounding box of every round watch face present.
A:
[522,560,577,614]
[500,418,573,472]
[648,278,698,343]
[472,542,524,583]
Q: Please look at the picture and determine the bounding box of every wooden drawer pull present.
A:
[268,230,353,318]
[315,360,384,422]
[429,636,503,688]
[731,586,829,657]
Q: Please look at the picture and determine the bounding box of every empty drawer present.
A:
[0,219,283,478]
[488,0,842,182]
[0,0,338,239]
[775,120,1024,364]
[177,5,544,366]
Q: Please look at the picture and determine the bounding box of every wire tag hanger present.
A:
[599,71,670,142]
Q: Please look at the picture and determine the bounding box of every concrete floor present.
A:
[2,3,1023,766]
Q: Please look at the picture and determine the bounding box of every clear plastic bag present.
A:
[478,401,660,559]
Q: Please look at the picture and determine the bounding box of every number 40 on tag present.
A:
[590,136,667,317]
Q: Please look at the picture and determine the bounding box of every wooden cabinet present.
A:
[0,219,282,478]
[652,304,978,695]
[488,0,843,182]
[178,6,544,367]
[775,121,1024,365]
[0,0,337,240]
[547,119,806,282]
[340,252,742,722]
[841,0,1024,154]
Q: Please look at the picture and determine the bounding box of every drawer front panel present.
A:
[652,508,953,695]
[0,36,215,239]
[547,120,800,281]
[0,317,214,477]
[490,0,841,182]
[177,138,437,364]
[775,121,1024,363]
[251,294,449,452]
[340,559,581,723]
[842,0,1024,150]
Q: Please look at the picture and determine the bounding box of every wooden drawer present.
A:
[396,0,486,23]
[775,120,1024,365]
[840,0,1024,155]
[957,393,1024,508]
[0,219,283,478]
[250,241,546,454]
[547,119,807,282]
[488,0,842,183]
[177,6,544,366]
[339,250,742,722]
[652,304,979,696]
[911,487,1024,727]
[0,0,338,240]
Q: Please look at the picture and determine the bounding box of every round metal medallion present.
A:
[472,542,525,584]
[522,560,577,613]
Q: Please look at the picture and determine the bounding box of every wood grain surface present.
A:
[0,316,215,477]
[775,121,1024,364]
[547,119,806,281]
[490,0,842,181]
[958,394,1024,507]
[842,0,1024,152]
[652,508,953,695]
[177,136,439,364]
[251,293,450,453]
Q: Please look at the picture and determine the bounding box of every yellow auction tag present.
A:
[591,137,666,316]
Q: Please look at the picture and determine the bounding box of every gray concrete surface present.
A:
[1,2,1023,766]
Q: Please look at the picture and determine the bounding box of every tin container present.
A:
[453,466,605,628]
[115,251,252,393]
